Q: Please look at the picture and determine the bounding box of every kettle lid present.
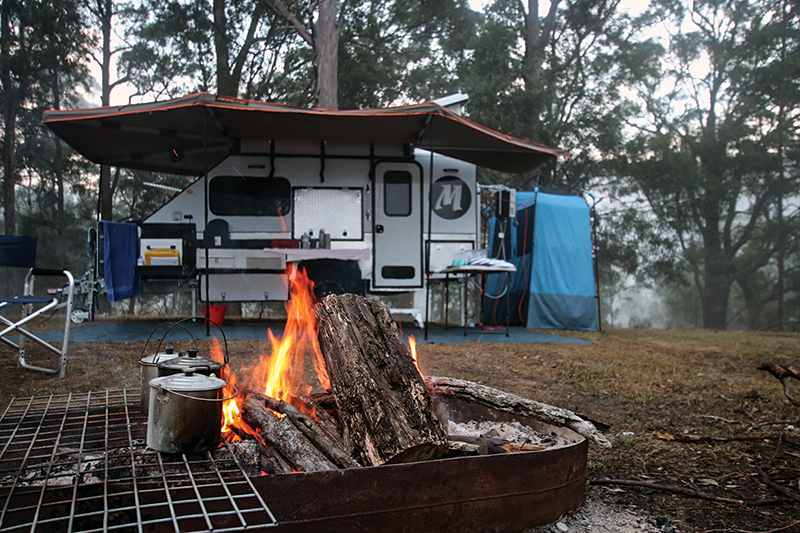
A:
[149,369,226,392]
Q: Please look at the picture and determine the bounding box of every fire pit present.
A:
[0,389,587,533]
[0,274,598,532]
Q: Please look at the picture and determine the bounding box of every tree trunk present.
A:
[1,0,16,238]
[98,0,114,221]
[701,246,731,330]
[213,0,236,96]
[316,0,338,109]
[316,293,448,466]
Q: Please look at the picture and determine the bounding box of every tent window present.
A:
[209,176,291,216]
[384,171,412,216]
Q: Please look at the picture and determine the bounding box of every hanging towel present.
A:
[102,221,142,302]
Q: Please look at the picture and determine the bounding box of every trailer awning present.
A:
[43,93,569,176]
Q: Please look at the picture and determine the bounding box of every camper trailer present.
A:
[138,148,480,313]
[43,93,567,323]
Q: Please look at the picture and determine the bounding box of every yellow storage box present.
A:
[145,248,181,266]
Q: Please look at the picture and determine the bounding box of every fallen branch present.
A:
[758,363,800,407]
[656,432,789,444]
[589,478,787,507]
[426,376,612,448]
[697,520,800,533]
[755,464,800,504]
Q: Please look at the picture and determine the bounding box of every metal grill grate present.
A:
[0,390,277,532]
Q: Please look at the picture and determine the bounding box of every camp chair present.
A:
[0,236,75,378]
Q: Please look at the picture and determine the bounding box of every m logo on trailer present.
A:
[432,176,471,220]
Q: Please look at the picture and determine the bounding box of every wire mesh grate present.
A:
[0,390,277,532]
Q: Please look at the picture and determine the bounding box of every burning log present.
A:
[316,293,449,466]
[240,393,338,472]
[248,390,360,469]
[426,376,612,448]
[261,446,295,475]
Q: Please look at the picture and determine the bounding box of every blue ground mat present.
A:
[38,320,591,345]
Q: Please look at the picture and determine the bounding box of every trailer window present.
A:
[384,171,412,216]
[209,176,291,216]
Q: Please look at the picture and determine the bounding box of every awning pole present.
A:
[425,116,435,340]
[204,107,210,336]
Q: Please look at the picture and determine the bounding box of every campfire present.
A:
[210,266,609,475]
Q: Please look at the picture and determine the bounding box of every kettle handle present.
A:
[154,316,230,365]
[139,323,195,364]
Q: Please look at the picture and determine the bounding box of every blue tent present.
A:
[483,189,598,331]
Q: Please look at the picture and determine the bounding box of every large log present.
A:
[426,376,612,448]
[316,294,448,466]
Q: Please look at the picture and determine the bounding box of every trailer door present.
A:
[373,162,423,288]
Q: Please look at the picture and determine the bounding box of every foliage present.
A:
[614,0,800,329]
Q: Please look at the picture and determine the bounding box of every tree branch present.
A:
[263,0,313,46]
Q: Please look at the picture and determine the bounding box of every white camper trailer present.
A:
[43,93,567,322]
[138,148,479,306]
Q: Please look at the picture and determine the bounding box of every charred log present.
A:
[316,293,448,466]
[252,390,360,469]
[240,393,337,472]
[426,376,612,448]
[260,445,294,475]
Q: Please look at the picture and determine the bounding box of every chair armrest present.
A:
[31,267,69,277]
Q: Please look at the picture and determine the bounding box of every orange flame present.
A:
[221,266,331,444]
[408,335,422,376]
[253,265,329,402]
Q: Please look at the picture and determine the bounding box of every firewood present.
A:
[240,394,338,472]
[447,434,540,454]
[249,390,360,469]
[426,376,612,448]
[260,445,294,475]
[316,294,449,466]
[291,393,342,444]
[445,440,482,456]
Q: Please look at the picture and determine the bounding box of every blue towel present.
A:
[102,221,142,302]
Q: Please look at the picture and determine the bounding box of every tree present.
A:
[335,0,477,109]
[1,0,90,235]
[460,0,661,191]
[618,0,800,330]
[85,0,133,221]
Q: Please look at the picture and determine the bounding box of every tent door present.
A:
[373,162,423,288]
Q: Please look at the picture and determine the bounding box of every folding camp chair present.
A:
[0,236,75,378]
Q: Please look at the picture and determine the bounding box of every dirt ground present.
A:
[1,321,799,532]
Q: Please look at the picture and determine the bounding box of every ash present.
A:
[447,419,558,447]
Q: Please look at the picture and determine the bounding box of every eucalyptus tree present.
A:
[459,0,660,191]
[618,0,800,330]
[122,0,339,106]
[336,0,478,109]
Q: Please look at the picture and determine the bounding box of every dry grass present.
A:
[1,323,799,531]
